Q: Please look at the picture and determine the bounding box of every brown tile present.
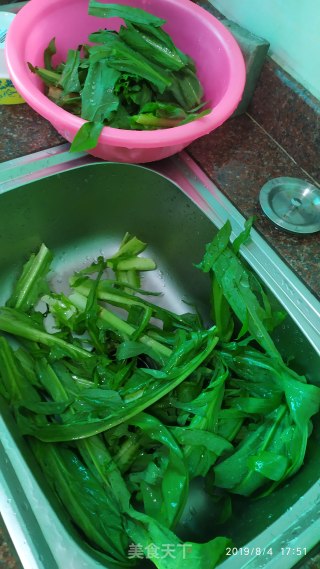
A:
[249,59,320,181]
[0,526,22,569]
[0,104,64,163]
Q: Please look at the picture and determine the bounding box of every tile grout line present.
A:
[245,112,320,188]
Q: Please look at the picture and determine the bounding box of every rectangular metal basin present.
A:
[0,146,319,569]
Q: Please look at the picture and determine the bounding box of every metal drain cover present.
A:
[259,177,320,234]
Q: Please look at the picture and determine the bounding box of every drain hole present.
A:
[291,197,302,207]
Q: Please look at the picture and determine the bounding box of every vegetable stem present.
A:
[69,292,172,360]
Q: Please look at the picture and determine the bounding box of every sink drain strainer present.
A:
[259,177,320,234]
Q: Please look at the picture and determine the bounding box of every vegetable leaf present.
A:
[70,121,104,152]
[58,49,81,93]
[88,1,166,27]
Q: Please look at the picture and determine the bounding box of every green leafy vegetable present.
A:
[119,24,186,72]
[1,218,319,569]
[6,243,53,312]
[28,1,209,151]
[81,61,120,122]
[70,121,104,152]
[58,49,81,94]
[88,2,166,27]
[44,37,56,71]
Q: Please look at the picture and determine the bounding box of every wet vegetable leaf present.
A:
[70,121,104,152]
[58,49,81,93]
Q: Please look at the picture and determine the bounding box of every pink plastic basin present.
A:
[6,0,246,163]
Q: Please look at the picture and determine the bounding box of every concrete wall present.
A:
[209,0,320,99]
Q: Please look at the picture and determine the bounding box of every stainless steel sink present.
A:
[0,145,319,569]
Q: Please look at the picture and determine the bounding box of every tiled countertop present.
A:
[0,523,23,569]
